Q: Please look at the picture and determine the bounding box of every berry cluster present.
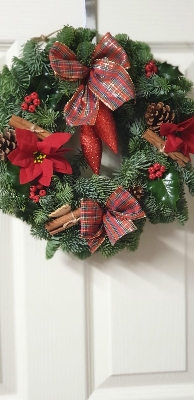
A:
[29,184,47,203]
[21,92,40,113]
[148,163,166,180]
[145,60,158,78]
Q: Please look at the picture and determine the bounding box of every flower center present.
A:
[33,151,46,163]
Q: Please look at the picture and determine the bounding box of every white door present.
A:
[1,1,194,399]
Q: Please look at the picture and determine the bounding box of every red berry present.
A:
[153,163,161,171]
[149,60,155,65]
[24,95,32,104]
[29,192,36,199]
[21,102,28,111]
[146,72,152,78]
[33,195,40,203]
[36,183,43,190]
[33,98,40,106]
[160,165,166,173]
[30,185,37,192]
[160,166,166,173]
[145,64,151,72]
[149,173,156,180]
[153,65,158,73]
[39,189,47,197]
[29,104,36,113]
[30,92,39,100]
[148,166,155,174]
[156,171,163,178]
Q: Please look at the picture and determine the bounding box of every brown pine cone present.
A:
[130,185,144,200]
[0,128,17,161]
[145,102,175,132]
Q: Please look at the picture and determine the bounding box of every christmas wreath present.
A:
[0,25,194,259]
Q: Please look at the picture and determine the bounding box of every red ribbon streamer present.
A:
[160,116,194,159]
[49,32,135,126]
[80,187,146,253]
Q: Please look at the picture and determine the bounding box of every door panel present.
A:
[0,1,194,400]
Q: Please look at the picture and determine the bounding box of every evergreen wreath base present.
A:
[0,25,194,259]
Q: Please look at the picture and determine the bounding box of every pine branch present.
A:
[136,75,171,98]
[23,104,59,131]
[76,42,95,67]
[182,162,194,195]
[21,40,47,75]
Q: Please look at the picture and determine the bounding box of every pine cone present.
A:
[130,185,144,200]
[0,128,17,161]
[145,102,175,132]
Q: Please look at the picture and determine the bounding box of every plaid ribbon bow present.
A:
[160,116,194,159]
[49,32,135,126]
[80,187,146,253]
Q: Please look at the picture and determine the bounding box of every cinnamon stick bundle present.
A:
[49,204,71,218]
[9,115,51,140]
[45,207,81,235]
[143,129,189,167]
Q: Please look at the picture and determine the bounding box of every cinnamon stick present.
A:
[49,204,71,218]
[143,129,189,167]
[9,115,51,140]
[45,208,81,235]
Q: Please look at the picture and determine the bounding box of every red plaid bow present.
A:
[160,116,194,159]
[49,32,135,126]
[80,187,146,253]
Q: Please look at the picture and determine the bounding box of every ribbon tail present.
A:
[87,232,105,253]
[80,200,105,253]
[64,84,99,126]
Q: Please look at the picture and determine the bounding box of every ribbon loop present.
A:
[80,187,146,253]
[49,42,89,80]
[92,32,130,69]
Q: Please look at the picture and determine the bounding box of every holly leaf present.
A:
[47,92,64,109]
[6,161,30,196]
[157,62,183,81]
[147,167,180,208]
[29,72,55,101]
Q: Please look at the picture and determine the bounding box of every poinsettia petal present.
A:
[38,158,53,186]
[49,155,72,174]
[15,128,38,154]
[183,131,194,154]
[8,148,33,167]
[164,134,183,153]
[19,163,42,184]
[37,133,72,155]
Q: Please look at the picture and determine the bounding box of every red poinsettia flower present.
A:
[8,128,72,186]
